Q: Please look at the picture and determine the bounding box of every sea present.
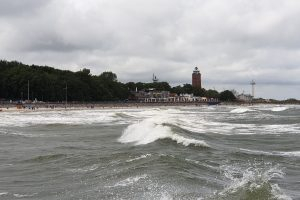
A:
[0,104,299,200]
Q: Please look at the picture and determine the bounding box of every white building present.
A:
[237,94,253,102]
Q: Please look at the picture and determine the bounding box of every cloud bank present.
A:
[1,0,300,99]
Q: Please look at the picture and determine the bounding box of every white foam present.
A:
[0,192,8,196]
[0,110,118,127]
[277,151,300,157]
[119,117,208,147]
[230,108,251,113]
[128,108,163,118]
[0,107,182,128]
[271,107,288,112]
[106,174,148,188]
[175,118,206,134]
[262,124,300,135]
[218,163,291,199]
[159,192,173,200]
[13,193,37,198]
[239,148,273,156]
[169,134,208,147]
[271,184,293,200]
[181,121,300,136]
[240,148,300,157]
[126,154,152,162]
[119,118,171,145]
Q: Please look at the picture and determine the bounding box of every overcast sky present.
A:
[1,0,300,99]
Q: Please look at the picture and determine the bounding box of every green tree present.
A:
[182,84,193,94]
[205,89,220,98]
[219,90,236,101]
[99,71,117,82]
[193,87,206,96]
[171,85,183,95]
[125,82,137,91]
[0,60,129,101]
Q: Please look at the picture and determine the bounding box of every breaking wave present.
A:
[0,110,117,127]
[230,108,252,113]
[118,118,208,147]
[212,163,291,200]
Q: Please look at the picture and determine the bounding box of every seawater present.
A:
[0,105,299,199]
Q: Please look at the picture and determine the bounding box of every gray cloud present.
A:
[0,0,300,99]
[0,0,50,17]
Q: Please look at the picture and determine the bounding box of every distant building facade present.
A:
[237,93,253,102]
[192,67,201,88]
[130,88,218,103]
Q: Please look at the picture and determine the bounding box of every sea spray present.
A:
[212,162,291,200]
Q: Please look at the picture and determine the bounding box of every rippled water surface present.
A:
[0,105,299,199]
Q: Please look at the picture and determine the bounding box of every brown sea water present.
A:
[0,105,299,199]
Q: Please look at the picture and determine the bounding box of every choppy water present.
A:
[0,105,299,199]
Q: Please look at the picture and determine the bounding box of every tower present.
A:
[192,67,201,88]
[152,73,159,83]
[250,80,256,98]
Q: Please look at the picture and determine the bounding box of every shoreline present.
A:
[0,101,298,112]
[0,102,210,112]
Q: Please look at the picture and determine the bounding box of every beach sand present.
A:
[0,102,210,112]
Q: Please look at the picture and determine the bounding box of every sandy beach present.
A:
[0,102,213,112]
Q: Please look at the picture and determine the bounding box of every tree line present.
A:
[126,82,235,101]
[0,60,129,102]
[0,60,236,102]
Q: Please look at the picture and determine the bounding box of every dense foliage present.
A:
[0,60,129,101]
[0,60,236,102]
[125,81,171,92]
[219,90,236,101]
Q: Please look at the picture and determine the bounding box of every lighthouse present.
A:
[192,67,201,88]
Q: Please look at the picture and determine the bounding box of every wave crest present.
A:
[118,118,208,147]
[271,107,288,112]
[230,108,251,113]
[213,163,291,200]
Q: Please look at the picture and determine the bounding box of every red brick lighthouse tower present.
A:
[192,67,201,88]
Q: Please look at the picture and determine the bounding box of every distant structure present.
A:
[250,80,256,98]
[237,93,253,102]
[152,73,159,83]
[133,89,218,103]
[27,80,30,101]
[192,67,201,88]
